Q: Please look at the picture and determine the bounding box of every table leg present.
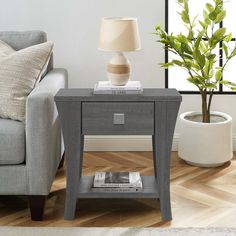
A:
[65,140,83,220]
[152,135,157,178]
[79,135,84,178]
[56,101,82,220]
[154,101,180,221]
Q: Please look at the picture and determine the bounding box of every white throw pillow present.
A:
[0,40,53,122]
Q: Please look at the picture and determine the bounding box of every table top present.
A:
[55,88,182,102]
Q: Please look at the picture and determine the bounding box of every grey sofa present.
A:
[0,31,67,220]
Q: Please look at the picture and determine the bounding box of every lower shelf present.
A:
[77,176,159,199]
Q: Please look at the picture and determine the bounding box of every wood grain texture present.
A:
[0,152,235,227]
[56,101,83,220]
[55,89,181,221]
[55,88,182,102]
[82,102,154,135]
[77,176,159,198]
[153,101,180,221]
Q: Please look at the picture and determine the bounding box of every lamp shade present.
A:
[98,17,141,52]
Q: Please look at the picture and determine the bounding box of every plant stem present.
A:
[207,89,214,114]
[201,90,210,123]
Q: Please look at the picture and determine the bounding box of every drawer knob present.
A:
[113,113,125,125]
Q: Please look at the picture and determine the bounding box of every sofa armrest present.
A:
[26,68,68,195]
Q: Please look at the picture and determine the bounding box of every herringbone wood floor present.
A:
[0,152,236,227]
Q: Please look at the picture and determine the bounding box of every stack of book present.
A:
[92,172,143,192]
[93,81,143,95]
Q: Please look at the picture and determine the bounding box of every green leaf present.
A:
[204,83,217,89]
[209,11,217,21]
[203,9,209,20]
[159,62,174,68]
[215,10,226,24]
[212,28,226,40]
[193,49,205,68]
[203,10,211,25]
[215,0,223,12]
[179,10,189,24]
[187,30,194,40]
[158,39,168,44]
[223,43,229,58]
[155,25,161,32]
[215,70,222,81]
[187,76,202,86]
[172,60,183,66]
[224,33,232,43]
[220,80,236,89]
[206,3,214,13]
[180,43,192,54]
[166,48,178,55]
[194,32,203,48]
[174,41,182,49]
[199,20,208,29]
[190,61,201,71]
[207,54,216,60]
[199,55,206,68]
[232,48,236,57]
[184,1,189,14]
[182,53,193,60]
[192,15,198,26]
[184,60,192,69]
[199,41,207,52]
[203,59,210,77]
[176,34,188,44]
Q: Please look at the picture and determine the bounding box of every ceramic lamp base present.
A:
[107,52,130,86]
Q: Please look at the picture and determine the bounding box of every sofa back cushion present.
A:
[0,31,53,72]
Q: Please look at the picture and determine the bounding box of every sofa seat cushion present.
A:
[0,118,25,165]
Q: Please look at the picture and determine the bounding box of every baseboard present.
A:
[84,135,179,151]
[84,134,236,151]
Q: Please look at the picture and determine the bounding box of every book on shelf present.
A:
[91,187,142,193]
[93,81,143,95]
[93,172,142,188]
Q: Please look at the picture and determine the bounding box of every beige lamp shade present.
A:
[98,17,141,52]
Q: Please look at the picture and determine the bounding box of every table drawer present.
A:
[82,102,154,135]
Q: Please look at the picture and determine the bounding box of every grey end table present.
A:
[55,88,182,221]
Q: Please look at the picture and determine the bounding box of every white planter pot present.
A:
[178,111,233,167]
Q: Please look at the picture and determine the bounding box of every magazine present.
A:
[93,172,142,188]
[91,187,142,193]
[93,81,143,95]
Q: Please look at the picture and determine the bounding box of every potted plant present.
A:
[155,0,236,167]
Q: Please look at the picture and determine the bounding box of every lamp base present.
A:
[107,52,130,86]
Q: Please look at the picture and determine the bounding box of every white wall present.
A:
[0,0,165,88]
[1,0,236,150]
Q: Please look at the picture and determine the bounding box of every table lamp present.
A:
[98,17,141,86]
